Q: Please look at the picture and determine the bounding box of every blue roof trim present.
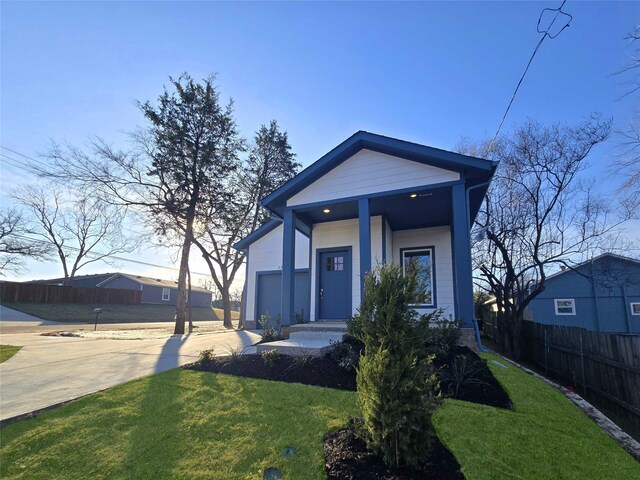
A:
[261,130,497,211]
[233,219,281,251]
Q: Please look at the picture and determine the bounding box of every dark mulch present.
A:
[435,346,513,409]
[185,346,512,409]
[184,354,357,391]
[324,423,464,480]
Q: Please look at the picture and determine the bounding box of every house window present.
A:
[326,255,344,272]
[401,247,434,306]
[631,303,640,316]
[554,298,575,315]
[162,288,170,301]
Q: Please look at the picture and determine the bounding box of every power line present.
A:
[0,145,50,169]
[488,0,572,150]
[7,232,215,277]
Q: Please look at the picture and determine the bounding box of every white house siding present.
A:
[310,216,383,320]
[245,225,309,323]
[392,226,455,318]
[384,217,393,264]
[287,149,460,207]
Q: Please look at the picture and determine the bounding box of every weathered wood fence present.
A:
[519,321,640,418]
[0,281,141,305]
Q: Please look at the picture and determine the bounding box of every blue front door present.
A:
[318,249,351,319]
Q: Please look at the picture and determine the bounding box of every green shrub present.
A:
[261,349,279,367]
[358,348,440,469]
[198,347,215,363]
[327,340,359,371]
[439,353,488,398]
[259,313,281,342]
[354,263,441,469]
[423,315,463,359]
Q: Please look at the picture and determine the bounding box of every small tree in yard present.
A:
[351,263,440,470]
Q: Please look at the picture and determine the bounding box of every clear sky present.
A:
[1,1,638,288]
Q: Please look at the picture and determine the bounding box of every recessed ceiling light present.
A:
[410,193,417,198]
[323,208,331,213]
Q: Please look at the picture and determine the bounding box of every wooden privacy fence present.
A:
[520,320,640,418]
[0,281,141,305]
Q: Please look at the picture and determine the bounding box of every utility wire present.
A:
[7,232,215,277]
[0,145,50,169]
[488,0,572,151]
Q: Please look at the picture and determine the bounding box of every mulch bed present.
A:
[436,346,513,409]
[184,354,357,391]
[324,423,464,480]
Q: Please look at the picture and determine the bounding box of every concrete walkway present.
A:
[0,329,261,422]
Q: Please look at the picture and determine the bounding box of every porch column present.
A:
[359,198,371,300]
[451,183,474,328]
[281,209,296,326]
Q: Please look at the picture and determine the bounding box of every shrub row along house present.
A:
[234,131,498,346]
[32,272,213,307]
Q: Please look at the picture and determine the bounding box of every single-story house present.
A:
[234,131,497,344]
[33,272,213,308]
[526,253,640,333]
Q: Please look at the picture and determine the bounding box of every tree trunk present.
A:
[237,283,245,330]
[174,216,194,335]
[221,285,233,329]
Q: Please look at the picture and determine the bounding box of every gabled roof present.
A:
[96,273,212,293]
[545,253,640,282]
[261,130,497,213]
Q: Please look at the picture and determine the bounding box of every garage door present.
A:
[256,271,310,327]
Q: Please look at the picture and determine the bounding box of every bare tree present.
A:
[0,207,51,275]
[465,116,629,358]
[611,26,640,211]
[41,74,243,334]
[13,184,137,284]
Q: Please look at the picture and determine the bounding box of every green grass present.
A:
[0,345,21,363]
[1,356,637,479]
[0,370,357,479]
[1,302,238,323]
[434,353,639,480]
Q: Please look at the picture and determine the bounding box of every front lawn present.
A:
[0,345,21,363]
[0,370,357,479]
[434,353,639,479]
[1,355,637,479]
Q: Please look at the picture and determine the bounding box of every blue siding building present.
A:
[526,254,640,333]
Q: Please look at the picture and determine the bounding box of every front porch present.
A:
[278,180,476,329]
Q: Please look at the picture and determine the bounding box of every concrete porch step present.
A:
[256,339,335,357]
[256,324,348,357]
[288,331,345,343]
[286,322,348,334]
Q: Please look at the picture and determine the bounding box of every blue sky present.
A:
[1,1,638,285]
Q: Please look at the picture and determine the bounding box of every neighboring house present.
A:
[234,131,497,344]
[33,272,213,308]
[526,253,640,334]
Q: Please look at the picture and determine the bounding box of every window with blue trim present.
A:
[402,248,434,306]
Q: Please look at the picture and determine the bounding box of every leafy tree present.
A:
[463,116,629,358]
[137,74,243,333]
[42,74,243,334]
[191,120,299,328]
[13,185,136,283]
[0,207,51,275]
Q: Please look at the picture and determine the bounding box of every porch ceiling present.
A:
[296,186,453,231]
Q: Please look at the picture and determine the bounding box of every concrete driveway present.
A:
[0,328,261,422]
